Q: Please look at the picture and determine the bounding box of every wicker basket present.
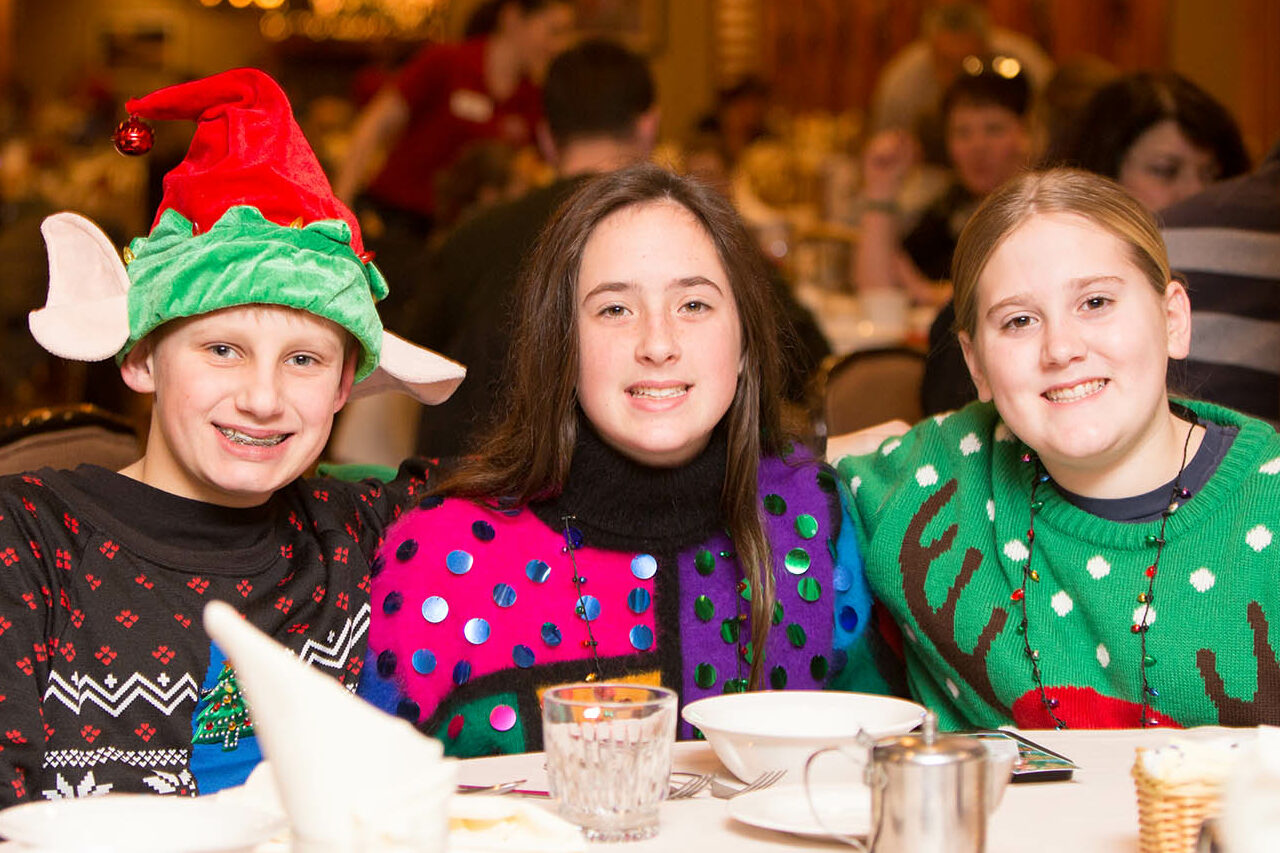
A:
[1132,748,1224,853]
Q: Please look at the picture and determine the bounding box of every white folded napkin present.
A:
[203,601,455,852]
[1222,726,1280,853]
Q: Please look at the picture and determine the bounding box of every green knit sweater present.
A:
[837,399,1280,730]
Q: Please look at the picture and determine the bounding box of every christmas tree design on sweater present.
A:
[189,645,261,791]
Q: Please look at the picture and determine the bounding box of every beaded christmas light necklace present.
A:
[560,515,605,682]
[1016,415,1198,729]
[559,514,751,688]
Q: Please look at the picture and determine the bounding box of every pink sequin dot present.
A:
[447,714,465,739]
[489,704,517,732]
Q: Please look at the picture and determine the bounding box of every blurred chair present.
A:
[813,347,926,441]
[0,404,141,476]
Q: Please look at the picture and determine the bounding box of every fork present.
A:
[456,778,528,795]
[667,772,714,800]
[709,769,787,799]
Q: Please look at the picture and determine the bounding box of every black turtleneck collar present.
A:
[530,416,727,552]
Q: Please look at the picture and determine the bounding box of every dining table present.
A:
[454,727,1201,851]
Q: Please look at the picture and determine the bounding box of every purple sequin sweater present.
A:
[360,427,872,756]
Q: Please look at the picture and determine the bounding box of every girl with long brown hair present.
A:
[360,164,877,756]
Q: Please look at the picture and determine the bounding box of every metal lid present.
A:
[871,712,988,766]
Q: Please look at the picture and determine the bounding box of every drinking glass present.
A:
[542,683,677,842]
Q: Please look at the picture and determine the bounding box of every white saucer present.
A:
[726,783,869,839]
[0,794,285,852]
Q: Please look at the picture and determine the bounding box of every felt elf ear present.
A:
[28,212,131,362]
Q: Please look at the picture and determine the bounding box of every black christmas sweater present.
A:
[0,461,430,808]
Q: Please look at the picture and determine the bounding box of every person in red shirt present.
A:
[335,0,574,241]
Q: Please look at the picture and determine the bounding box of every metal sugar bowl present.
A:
[806,712,993,852]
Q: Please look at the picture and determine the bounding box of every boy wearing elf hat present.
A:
[0,68,464,807]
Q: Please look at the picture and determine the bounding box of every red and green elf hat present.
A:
[29,67,464,404]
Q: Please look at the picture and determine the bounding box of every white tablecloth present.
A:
[454,728,1177,851]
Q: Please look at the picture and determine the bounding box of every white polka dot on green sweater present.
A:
[1189,568,1215,592]
[1246,525,1273,552]
[1086,555,1111,579]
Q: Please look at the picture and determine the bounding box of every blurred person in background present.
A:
[1061,71,1250,213]
[858,61,1033,299]
[333,0,574,245]
[1160,140,1280,422]
[861,61,1035,415]
[869,1,1051,165]
[693,76,773,170]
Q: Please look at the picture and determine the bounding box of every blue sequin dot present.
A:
[421,595,448,623]
[492,583,517,608]
[395,539,418,562]
[411,649,436,675]
[445,550,473,575]
[563,526,584,550]
[464,617,491,644]
[628,587,651,614]
[541,622,562,647]
[472,520,496,542]
[526,559,551,584]
[376,649,397,677]
[839,605,860,632]
[630,624,654,651]
[631,554,658,580]
[512,644,536,668]
[576,595,601,621]
[831,648,849,676]
[394,698,420,722]
[452,660,472,685]
[419,495,444,511]
[382,590,403,615]
[833,566,852,593]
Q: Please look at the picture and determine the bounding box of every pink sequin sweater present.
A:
[361,428,874,756]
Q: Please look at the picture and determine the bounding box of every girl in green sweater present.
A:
[834,168,1280,730]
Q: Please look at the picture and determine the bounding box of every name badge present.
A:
[450,89,494,123]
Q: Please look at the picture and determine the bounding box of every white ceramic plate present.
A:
[0,794,285,852]
[727,783,869,839]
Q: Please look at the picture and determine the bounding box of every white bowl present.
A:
[682,691,926,783]
[0,794,285,852]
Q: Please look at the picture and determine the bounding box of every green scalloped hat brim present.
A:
[121,206,389,382]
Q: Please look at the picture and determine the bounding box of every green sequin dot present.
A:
[720,618,740,644]
[785,548,811,575]
[810,655,829,681]
[786,623,807,648]
[798,576,822,602]
[695,662,718,689]
[770,665,788,690]
[695,549,715,576]
[827,537,837,561]
[795,514,819,540]
[772,601,784,625]
[743,642,754,665]
[739,580,752,601]
[694,595,715,622]
[723,678,748,694]
[763,494,787,515]
[817,468,837,493]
